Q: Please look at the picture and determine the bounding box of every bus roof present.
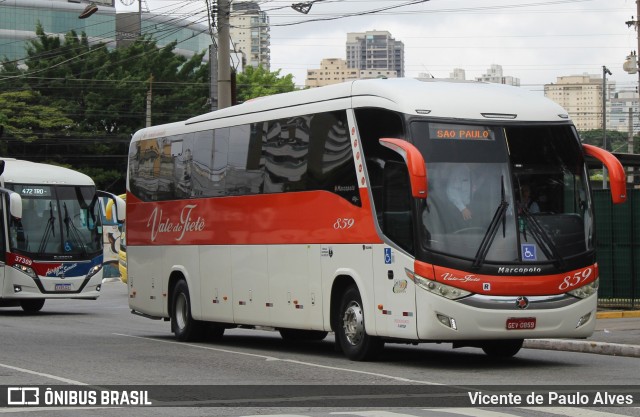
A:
[0,158,95,186]
[132,78,571,140]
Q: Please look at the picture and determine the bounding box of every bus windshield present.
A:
[7,184,102,258]
[413,122,594,265]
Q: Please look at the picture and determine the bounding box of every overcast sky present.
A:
[117,0,640,91]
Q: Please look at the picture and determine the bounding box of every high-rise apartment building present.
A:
[346,31,404,77]
[305,58,396,88]
[229,0,270,70]
[609,90,640,135]
[544,74,615,132]
[475,64,520,86]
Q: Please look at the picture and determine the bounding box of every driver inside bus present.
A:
[446,164,474,221]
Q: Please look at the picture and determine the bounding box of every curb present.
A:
[596,310,640,319]
[523,339,640,358]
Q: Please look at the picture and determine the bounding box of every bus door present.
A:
[372,161,418,339]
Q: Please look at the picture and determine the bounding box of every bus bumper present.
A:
[1,268,103,299]
[415,290,597,341]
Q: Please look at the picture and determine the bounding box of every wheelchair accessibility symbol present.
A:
[521,244,537,261]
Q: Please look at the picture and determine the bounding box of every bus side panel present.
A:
[128,246,166,318]
[307,244,325,330]
[268,245,323,330]
[199,245,233,323]
[164,245,201,319]
[372,245,418,340]
[232,245,270,326]
[320,244,378,336]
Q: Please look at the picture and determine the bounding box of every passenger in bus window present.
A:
[518,184,540,214]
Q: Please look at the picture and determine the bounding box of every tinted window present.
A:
[129,111,358,205]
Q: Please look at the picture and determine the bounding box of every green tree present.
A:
[0,90,72,143]
[579,129,633,152]
[236,65,296,102]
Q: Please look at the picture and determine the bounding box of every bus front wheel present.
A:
[20,299,45,313]
[481,339,523,358]
[171,280,205,342]
[335,285,384,361]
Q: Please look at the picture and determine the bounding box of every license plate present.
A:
[506,317,536,330]
[55,283,72,291]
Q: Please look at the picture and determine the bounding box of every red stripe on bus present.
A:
[126,189,382,246]
[428,263,598,296]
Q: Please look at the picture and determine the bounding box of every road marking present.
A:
[520,407,632,416]
[114,333,443,385]
[428,409,519,417]
[332,411,422,416]
[0,362,87,385]
[0,407,109,414]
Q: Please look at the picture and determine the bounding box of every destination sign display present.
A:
[13,185,52,197]
[429,123,496,141]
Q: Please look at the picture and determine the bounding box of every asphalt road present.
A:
[1,280,639,417]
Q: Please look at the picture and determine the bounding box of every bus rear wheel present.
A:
[20,299,45,313]
[335,285,384,361]
[481,339,523,358]
[171,280,205,342]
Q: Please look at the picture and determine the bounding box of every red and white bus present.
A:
[126,78,625,360]
[0,158,125,312]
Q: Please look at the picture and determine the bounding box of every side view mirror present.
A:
[9,192,22,219]
[379,138,427,199]
[97,191,126,224]
[582,144,627,204]
[0,188,22,219]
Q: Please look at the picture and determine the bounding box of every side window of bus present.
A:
[263,117,309,193]
[308,111,360,206]
[383,161,414,254]
[227,124,265,195]
[355,108,405,217]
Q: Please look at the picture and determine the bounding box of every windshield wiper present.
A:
[63,203,88,256]
[38,202,56,254]
[520,209,564,267]
[473,177,509,269]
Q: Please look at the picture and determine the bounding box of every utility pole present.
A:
[217,0,232,109]
[603,65,612,189]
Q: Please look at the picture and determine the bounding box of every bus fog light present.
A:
[14,285,22,293]
[96,285,101,292]
[576,312,592,328]
[436,313,458,330]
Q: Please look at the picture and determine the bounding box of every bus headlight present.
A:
[568,278,599,299]
[12,264,38,279]
[414,274,472,300]
[86,264,102,279]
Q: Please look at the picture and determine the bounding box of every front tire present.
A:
[21,299,45,313]
[481,339,523,357]
[171,280,205,341]
[335,285,384,361]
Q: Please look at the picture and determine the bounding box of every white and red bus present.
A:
[0,158,125,312]
[126,78,625,360]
